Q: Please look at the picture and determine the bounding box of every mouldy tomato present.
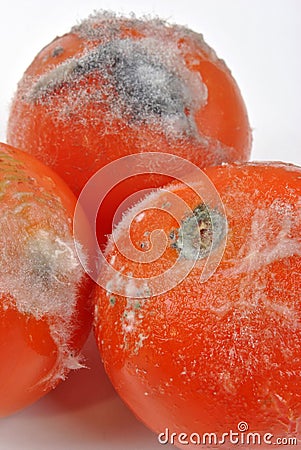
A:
[7,11,252,246]
[95,162,301,448]
[0,143,93,417]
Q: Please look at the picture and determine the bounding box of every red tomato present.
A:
[0,143,94,417]
[7,12,251,246]
[94,162,301,448]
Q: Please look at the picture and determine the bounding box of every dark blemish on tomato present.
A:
[29,253,55,288]
[52,46,64,58]
[170,203,226,260]
[109,296,116,306]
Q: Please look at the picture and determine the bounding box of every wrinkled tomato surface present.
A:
[95,162,301,448]
[0,143,93,417]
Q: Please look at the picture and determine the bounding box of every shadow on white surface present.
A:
[0,334,171,450]
[33,333,115,415]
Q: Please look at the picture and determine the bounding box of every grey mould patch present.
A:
[25,37,207,137]
[170,203,227,260]
[112,44,191,118]
[71,40,191,118]
[28,251,56,289]
[52,46,64,58]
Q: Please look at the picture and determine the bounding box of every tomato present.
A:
[0,143,94,417]
[7,12,251,246]
[94,162,301,448]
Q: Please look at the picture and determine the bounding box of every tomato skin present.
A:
[95,162,301,448]
[0,143,93,417]
[7,13,251,244]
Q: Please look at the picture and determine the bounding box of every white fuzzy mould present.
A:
[11,10,235,158]
[134,212,145,223]
[105,269,151,352]
[72,11,218,63]
[0,228,83,320]
[24,34,207,143]
[0,184,88,386]
[110,253,116,265]
[226,201,301,276]
[106,188,166,253]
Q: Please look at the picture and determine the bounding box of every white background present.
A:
[0,1,300,449]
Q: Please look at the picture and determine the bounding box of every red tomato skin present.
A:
[7,14,252,245]
[0,143,94,417]
[94,162,301,448]
[7,13,251,246]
